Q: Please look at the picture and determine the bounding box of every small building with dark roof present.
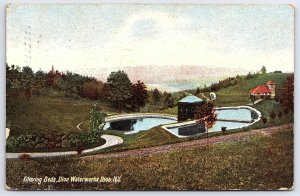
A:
[177,95,205,121]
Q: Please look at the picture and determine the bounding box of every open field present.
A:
[6,126,293,190]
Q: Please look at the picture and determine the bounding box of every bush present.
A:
[221,127,227,132]
[6,135,36,152]
[18,154,31,161]
[284,108,290,114]
[261,117,268,124]
[265,95,272,100]
[68,129,104,148]
[6,130,104,153]
[80,80,104,100]
[76,144,84,155]
[270,112,276,119]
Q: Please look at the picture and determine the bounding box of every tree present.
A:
[279,75,294,112]
[250,94,256,104]
[89,103,107,131]
[195,101,217,130]
[34,70,47,95]
[106,70,132,112]
[64,71,85,95]
[21,66,34,101]
[195,87,200,95]
[6,64,22,97]
[81,80,104,100]
[164,93,175,108]
[152,88,161,105]
[130,80,148,111]
[260,66,267,74]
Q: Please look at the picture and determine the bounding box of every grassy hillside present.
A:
[6,90,118,136]
[7,73,291,136]
[156,72,291,114]
[213,72,290,106]
[6,127,293,190]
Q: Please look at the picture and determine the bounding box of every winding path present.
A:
[82,123,293,161]
[6,135,123,159]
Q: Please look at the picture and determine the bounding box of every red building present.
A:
[249,80,276,102]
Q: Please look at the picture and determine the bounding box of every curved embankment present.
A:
[104,113,177,122]
[162,105,262,138]
[82,123,293,161]
[6,135,123,159]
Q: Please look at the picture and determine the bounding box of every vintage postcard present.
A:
[6,4,294,190]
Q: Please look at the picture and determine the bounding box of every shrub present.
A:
[221,127,227,132]
[18,154,31,161]
[270,112,276,119]
[76,144,84,155]
[261,117,268,124]
[89,103,106,131]
[277,112,283,118]
[7,129,104,153]
[6,135,36,152]
[80,80,104,100]
[284,108,290,114]
[68,129,103,148]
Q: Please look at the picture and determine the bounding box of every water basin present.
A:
[103,117,177,132]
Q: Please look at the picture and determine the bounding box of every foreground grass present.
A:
[6,127,293,190]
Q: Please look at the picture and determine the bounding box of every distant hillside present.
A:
[211,72,291,106]
[93,65,252,92]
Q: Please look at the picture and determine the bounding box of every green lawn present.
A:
[213,73,290,106]
[6,91,118,136]
[6,127,293,190]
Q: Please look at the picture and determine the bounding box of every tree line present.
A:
[6,64,158,112]
[7,64,104,100]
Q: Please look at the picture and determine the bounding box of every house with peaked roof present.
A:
[177,95,205,121]
[249,80,276,103]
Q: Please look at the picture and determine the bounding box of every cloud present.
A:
[6,5,294,74]
[94,10,293,72]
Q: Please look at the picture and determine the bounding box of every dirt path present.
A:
[82,123,293,161]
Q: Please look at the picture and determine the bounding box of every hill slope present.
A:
[211,72,291,106]
[6,90,117,136]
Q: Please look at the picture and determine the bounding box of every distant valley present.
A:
[90,65,254,92]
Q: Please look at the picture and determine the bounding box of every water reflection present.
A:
[104,117,177,132]
[177,123,206,136]
[108,119,137,131]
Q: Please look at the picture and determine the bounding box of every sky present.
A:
[6,4,294,76]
